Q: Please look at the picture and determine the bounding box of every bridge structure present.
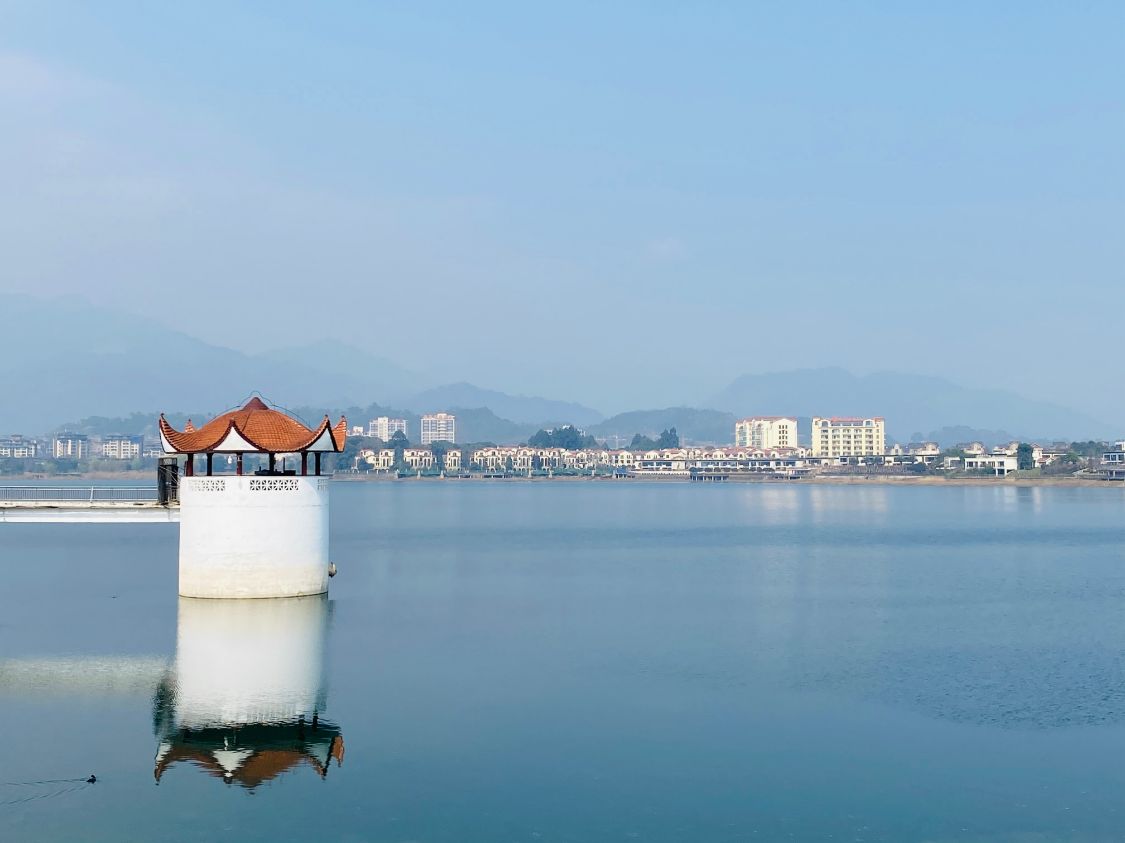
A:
[0,485,179,523]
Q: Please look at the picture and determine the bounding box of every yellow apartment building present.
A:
[810,417,886,458]
[734,417,798,449]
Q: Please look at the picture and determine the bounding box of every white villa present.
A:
[360,444,818,476]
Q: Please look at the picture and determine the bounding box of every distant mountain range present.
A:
[0,296,420,432]
[2,296,1117,445]
[255,340,420,400]
[404,382,602,426]
[0,295,596,435]
[588,408,736,444]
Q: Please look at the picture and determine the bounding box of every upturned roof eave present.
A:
[158,411,347,454]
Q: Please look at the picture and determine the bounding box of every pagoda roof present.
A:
[154,722,345,788]
[159,397,347,454]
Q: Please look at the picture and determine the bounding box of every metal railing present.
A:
[0,486,160,503]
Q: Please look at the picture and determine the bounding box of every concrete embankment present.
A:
[0,502,180,523]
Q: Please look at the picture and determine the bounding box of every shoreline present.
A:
[331,472,1121,488]
[1,471,1120,488]
[789,474,1116,487]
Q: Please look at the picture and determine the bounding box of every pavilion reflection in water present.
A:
[152,594,344,788]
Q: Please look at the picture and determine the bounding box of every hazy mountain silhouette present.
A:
[255,339,423,399]
[4,295,1117,444]
[406,382,603,426]
[588,408,737,444]
[0,295,418,432]
[707,368,1115,441]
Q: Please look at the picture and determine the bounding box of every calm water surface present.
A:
[3,482,1125,841]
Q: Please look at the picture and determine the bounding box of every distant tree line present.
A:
[629,428,679,450]
[527,425,598,450]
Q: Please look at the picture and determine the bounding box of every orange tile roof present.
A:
[159,397,347,454]
[154,735,345,789]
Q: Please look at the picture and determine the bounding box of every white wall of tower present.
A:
[178,475,330,599]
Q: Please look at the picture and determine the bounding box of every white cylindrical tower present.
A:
[178,476,330,599]
[158,397,348,599]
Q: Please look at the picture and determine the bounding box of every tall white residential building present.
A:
[102,434,143,460]
[54,434,88,459]
[420,413,456,445]
[367,416,408,441]
[0,436,37,458]
[734,417,798,449]
[810,417,886,458]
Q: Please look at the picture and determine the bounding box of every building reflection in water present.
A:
[807,485,890,524]
[152,594,344,788]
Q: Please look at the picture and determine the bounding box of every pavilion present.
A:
[159,397,347,599]
[158,396,347,478]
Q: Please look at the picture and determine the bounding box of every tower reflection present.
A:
[153,595,344,788]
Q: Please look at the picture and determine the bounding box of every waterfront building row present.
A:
[0,433,151,461]
[357,438,1096,478]
[355,414,456,445]
[0,435,38,458]
[734,416,886,458]
[362,444,828,475]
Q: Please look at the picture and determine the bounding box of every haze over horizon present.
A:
[0,291,1113,446]
[2,4,1123,419]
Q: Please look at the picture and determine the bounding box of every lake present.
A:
[3,481,1125,841]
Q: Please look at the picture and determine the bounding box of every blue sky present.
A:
[2,2,1123,416]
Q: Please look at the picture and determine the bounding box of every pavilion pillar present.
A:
[301,452,308,476]
[269,453,276,473]
[237,453,244,476]
[315,453,321,476]
[206,453,213,477]
[185,455,194,477]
